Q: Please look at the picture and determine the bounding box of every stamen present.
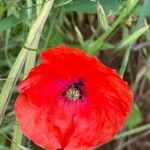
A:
[66,87,80,101]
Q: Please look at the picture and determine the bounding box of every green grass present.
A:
[0,0,150,150]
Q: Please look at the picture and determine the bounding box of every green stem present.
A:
[115,124,150,139]
[11,124,23,150]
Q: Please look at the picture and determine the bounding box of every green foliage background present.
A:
[0,0,150,150]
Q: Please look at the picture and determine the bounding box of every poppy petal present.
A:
[15,45,133,150]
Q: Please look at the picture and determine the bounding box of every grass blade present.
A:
[88,0,139,55]
[117,25,149,49]
[10,1,54,150]
[0,0,54,125]
[119,0,150,77]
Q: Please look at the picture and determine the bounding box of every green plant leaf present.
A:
[60,0,150,17]
[0,10,26,31]
[60,0,123,14]
[127,104,142,128]
[135,0,150,28]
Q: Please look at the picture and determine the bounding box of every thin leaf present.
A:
[75,26,84,46]
[97,2,110,31]
[118,25,149,49]
[119,46,131,77]
[11,124,23,150]
[115,124,150,139]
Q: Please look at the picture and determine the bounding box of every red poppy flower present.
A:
[15,45,133,150]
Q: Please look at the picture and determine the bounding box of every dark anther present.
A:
[73,78,84,89]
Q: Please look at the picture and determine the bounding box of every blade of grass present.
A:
[97,1,109,31]
[119,45,131,77]
[10,1,54,150]
[24,0,43,91]
[11,1,33,150]
[0,0,54,125]
[4,29,12,68]
[24,0,34,75]
[119,0,150,77]
[88,0,139,55]
[24,0,43,75]
[11,125,23,150]
[75,26,84,46]
[135,0,150,30]
[4,6,19,68]
[117,25,149,49]
[118,1,150,140]
[0,49,28,125]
